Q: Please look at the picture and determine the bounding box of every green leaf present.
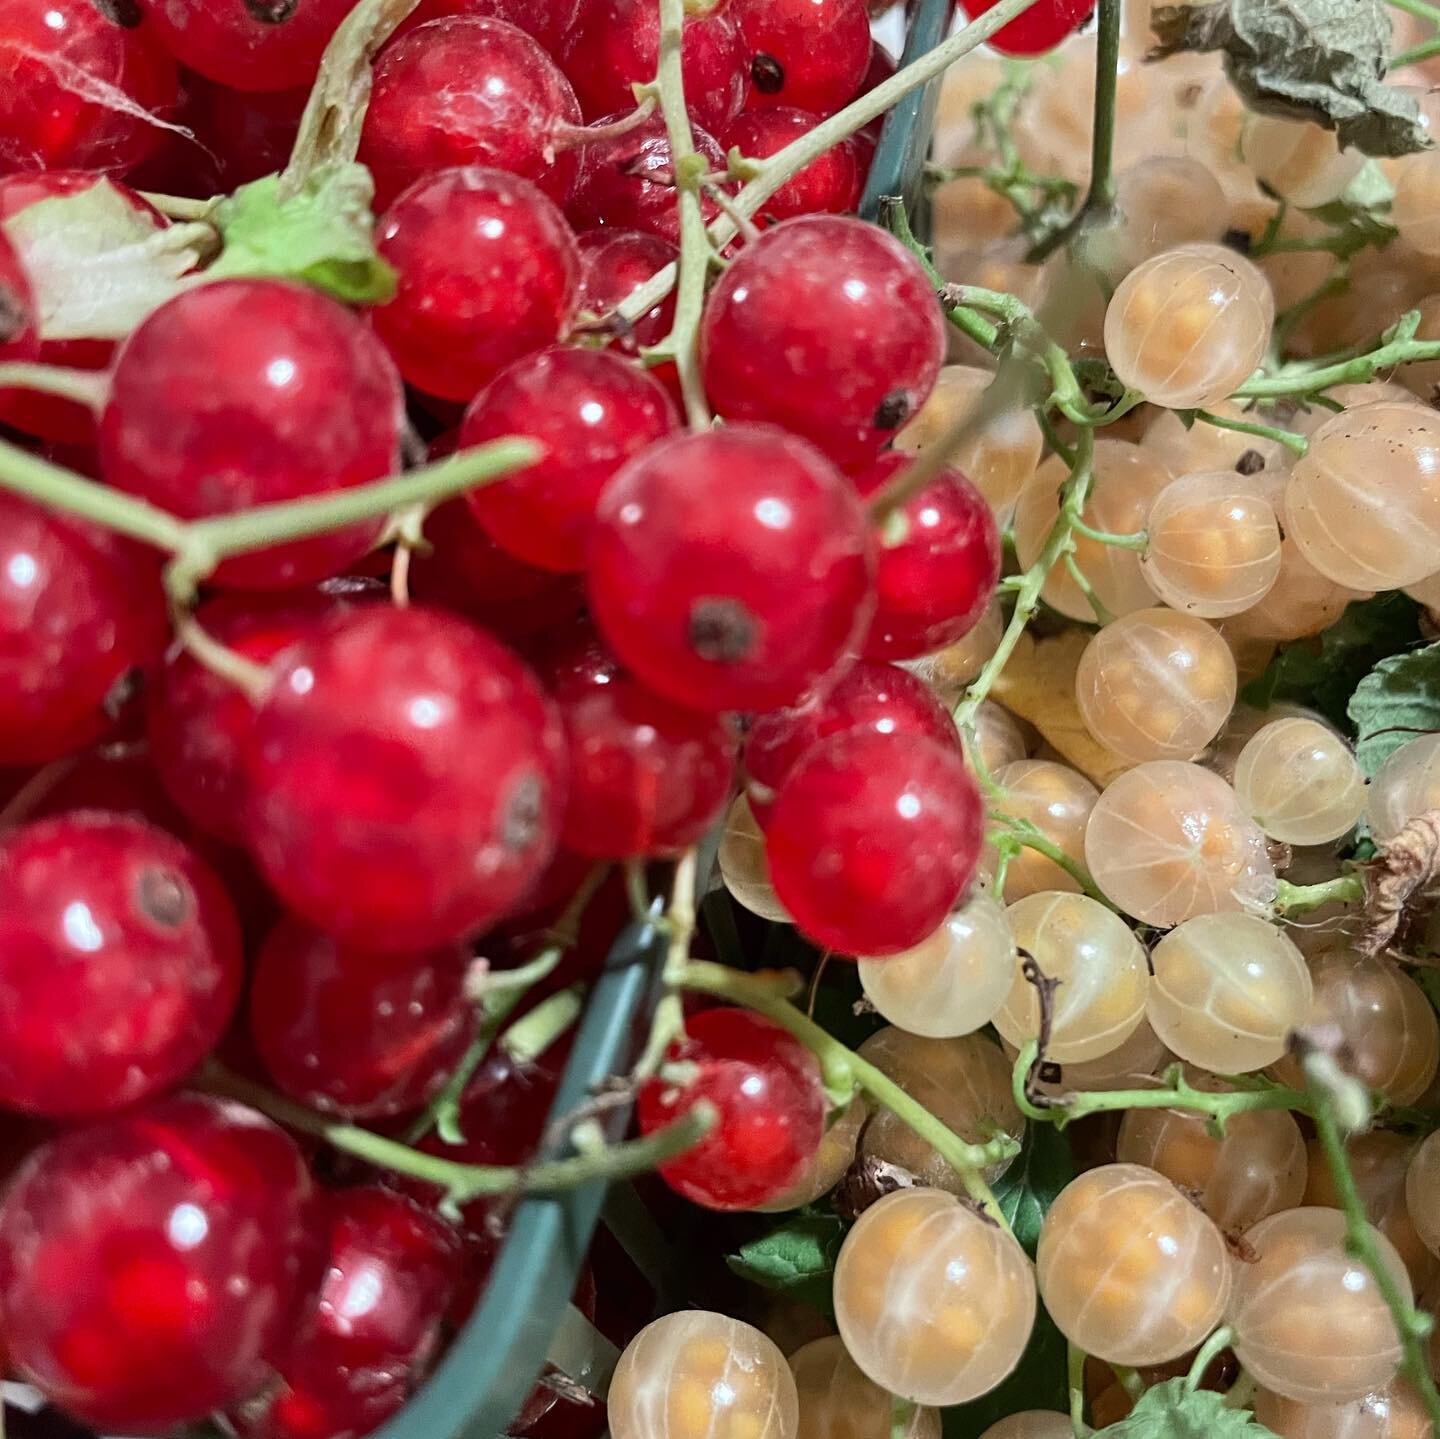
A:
[1241,592,1421,730]
[990,1122,1073,1258]
[209,164,396,304]
[1094,1379,1281,1437]
[1349,639,1440,775]
[1,178,209,341]
[727,1212,846,1314]
[1149,0,1431,157]
[942,1303,1068,1438]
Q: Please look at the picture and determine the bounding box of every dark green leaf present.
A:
[209,164,396,304]
[942,1303,1068,1438]
[1149,0,1430,157]
[1094,1379,1280,1437]
[727,1213,846,1314]
[1349,639,1440,775]
[990,1122,1073,1258]
[1241,592,1421,729]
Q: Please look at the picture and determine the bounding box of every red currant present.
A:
[699,215,946,471]
[722,108,862,221]
[587,424,876,713]
[0,812,242,1118]
[558,0,747,133]
[100,279,405,589]
[766,730,985,955]
[409,498,585,640]
[0,493,168,765]
[360,17,583,211]
[733,0,870,115]
[0,1094,320,1432]
[957,0,1096,57]
[744,659,958,819]
[461,345,678,573]
[566,113,726,246]
[576,228,678,347]
[248,919,474,1119]
[0,0,179,175]
[394,0,580,52]
[245,605,568,951]
[136,0,359,91]
[637,1007,826,1210]
[541,629,737,858]
[375,166,581,402]
[232,1187,461,1439]
[852,452,1003,660]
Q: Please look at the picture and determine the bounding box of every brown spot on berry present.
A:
[750,53,784,94]
[90,0,142,26]
[137,868,192,929]
[873,390,911,431]
[1235,448,1266,475]
[688,598,759,663]
[502,774,544,853]
[244,0,300,22]
[0,284,30,346]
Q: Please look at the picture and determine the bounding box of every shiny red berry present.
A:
[249,919,474,1119]
[0,0,179,175]
[100,279,405,589]
[245,605,568,952]
[232,1187,460,1439]
[722,107,862,221]
[136,0,360,91]
[375,166,581,402]
[766,730,985,955]
[733,0,870,114]
[587,424,876,713]
[852,452,1002,660]
[0,813,242,1118]
[395,0,580,51]
[0,493,168,766]
[543,633,736,858]
[558,0,747,132]
[699,215,946,471]
[637,1008,826,1210]
[0,1094,319,1432]
[462,345,678,573]
[567,113,725,246]
[744,659,958,819]
[360,17,583,210]
[958,0,1096,57]
[576,228,678,348]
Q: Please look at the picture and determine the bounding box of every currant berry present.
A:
[394,0,580,52]
[462,345,678,573]
[231,1187,460,1439]
[586,424,876,712]
[733,0,871,115]
[375,166,581,402]
[360,17,584,210]
[0,813,241,1118]
[249,919,473,1119]
[743,658,957,819]
[1253,1381,1432,1439]
[543,635,737,859]
[834,1187,1036,1406]
[790,1337,942,1439]
[1368,733,1440,844]
[576,228,678,347]
[699,216,946,471]
[722,108,863,221]
[559,0,747,132]
[637,1008,826,1211]
[100,279,404,589]
[567,112,727,245]
[136,0,359,91]
[991,760,1099,901]
[609,1313,798,1439]
[957,0,1095,56]
[1233,717,1367,847]
[766,730,984,956]
[0,1094,319,1432]
[852,452,1002,660]
[245,605,568,952]
[718,793,790,922]
[0,0,179,175]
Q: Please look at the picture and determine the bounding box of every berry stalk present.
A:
[1234,309,1440,400]
[1272,873,1366,916]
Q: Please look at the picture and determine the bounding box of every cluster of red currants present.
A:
[0,0,1099,1431]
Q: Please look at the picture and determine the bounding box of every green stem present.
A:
[1394,34,1440,66]
[1194,408,1309,458]
[1185,1327,1234,1391]
[501,984,585,1066]
[0,433,189,552]
[1067,515,1147,550]
[956,427,1096,730]
[1068,1342,1090,1438]
[891,1398,917,1439]
[678,960,1017,1222]
[1232,326,1440,401]
[1273,873,1364,916]
[997,818,1112,906]
[1311,1086,1440,1430]
[0,363,109,412]
[1389,0,1440,27]
[1012,1044,1309,1128]
[174,615,271,702]
[652,0,711,428]
[203,1063,714,1205]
